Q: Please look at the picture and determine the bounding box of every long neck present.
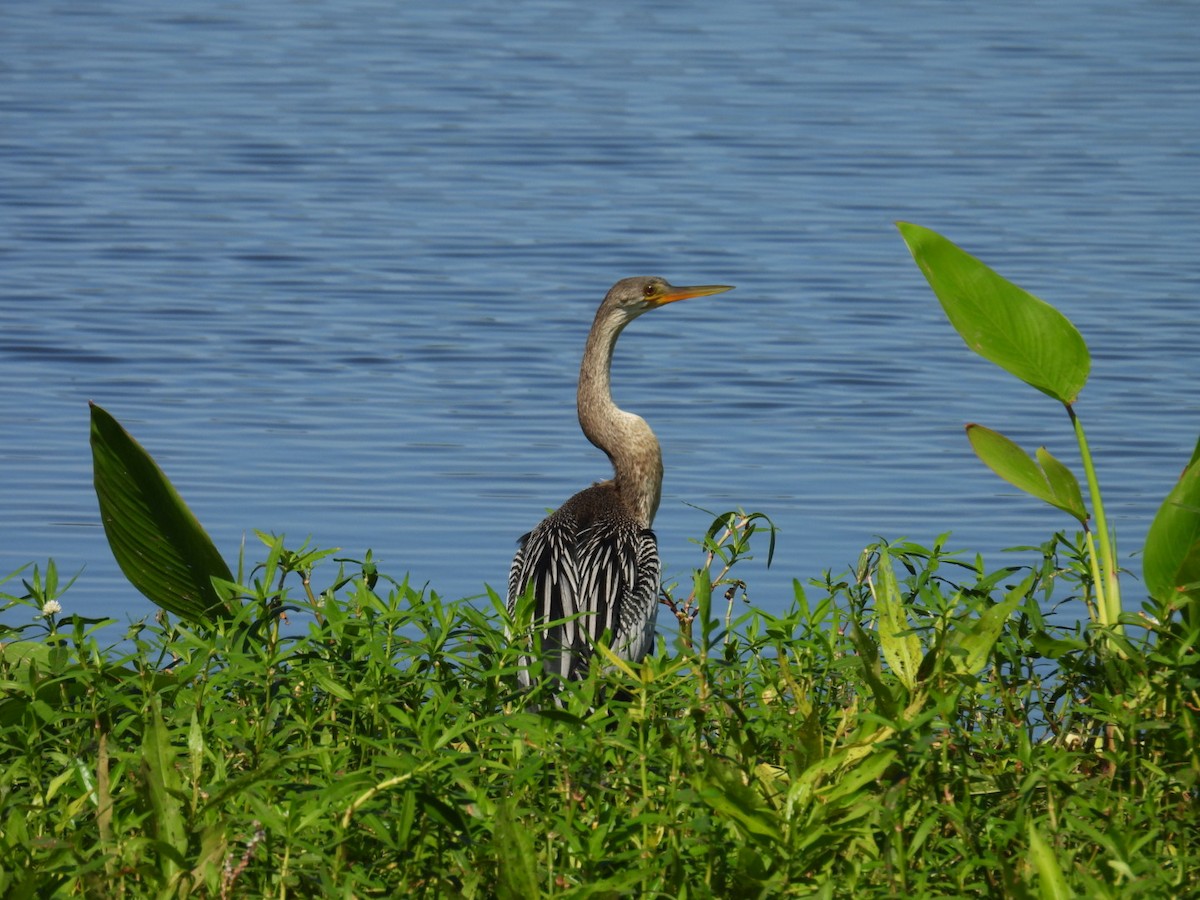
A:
[577,305,663,526]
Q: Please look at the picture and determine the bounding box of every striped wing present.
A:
[508,510,659,683]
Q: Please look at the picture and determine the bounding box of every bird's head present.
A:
[605,276,733,319]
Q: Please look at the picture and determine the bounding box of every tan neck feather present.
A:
[576,303,663,526]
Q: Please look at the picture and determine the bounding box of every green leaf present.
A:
[492,800,540,900]
[1036,446,1088,524]
[90,402,235,624]
[695,564,714,651]
[967,425,1049,502]
[814,747,897,807]
[1029,632,1088,659]
[966,425,1088,525]
[944,571,1033,677]
[1187,435,1200,473]
[1027,820,1072,900]
[849,617,898,719]
[142,696,187,880]
[898,222,1090,404]
[1144,457,1200,620]
[696,758,782,842]
[873,547,922,692]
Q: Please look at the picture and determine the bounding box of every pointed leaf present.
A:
[90,402,235,623]
[898,222,1090,404]
[873,547,922,691]
[1144,458,1200,619]
[493,800,540,900]
[945,571,1033,676]
[696,758,782,841]
[849,619,898,719]
[967,425,1088,524]
[815,747,896,807]
[1028,820,1072,900]
[1186,434,1200,476]
[142,696,186,879]
[1035,446,1088,525]
[967,424,1051,502]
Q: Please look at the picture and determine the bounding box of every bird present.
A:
[507,276,733,686]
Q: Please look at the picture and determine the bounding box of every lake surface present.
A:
[2,0,1198,632]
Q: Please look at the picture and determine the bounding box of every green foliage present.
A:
[1,520,1196,897]
[870,545,922,693]
[89,402,236,624]
[898,223,1134,631]
[6,236,1195,896]
[900,222,1200,639]
[1144,459,1200,629]
[896,222,1089,405]
[1028,821,1072,900]
[965,425,1088,527]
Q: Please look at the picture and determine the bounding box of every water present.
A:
[2,0,1198,631]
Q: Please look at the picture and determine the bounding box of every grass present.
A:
[1,518,1197,898]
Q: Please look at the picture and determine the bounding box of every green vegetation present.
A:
[2,225,1198,896]
[3,526,1197,897]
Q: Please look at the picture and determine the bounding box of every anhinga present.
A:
[507,276,733,684]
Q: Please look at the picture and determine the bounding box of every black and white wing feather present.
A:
[508,487,659,684]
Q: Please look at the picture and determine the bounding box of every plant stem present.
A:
[1067,404,1122,631]
[1081,529,1104,623]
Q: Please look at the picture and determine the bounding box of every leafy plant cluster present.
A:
[3,526,1197,897]
[1,225,1197,897]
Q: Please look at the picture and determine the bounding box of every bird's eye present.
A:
[643,283,657,298]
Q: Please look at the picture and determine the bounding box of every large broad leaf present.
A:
[1143,458,1200,620]
[90,402,235,623]
[898,222,1090,404]
[966,424,1089,526]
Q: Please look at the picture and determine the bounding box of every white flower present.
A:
[40,599,62,617]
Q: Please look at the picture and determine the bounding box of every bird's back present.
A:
[508,481,659,683]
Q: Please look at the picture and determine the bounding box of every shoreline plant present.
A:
[1,225,1197,896]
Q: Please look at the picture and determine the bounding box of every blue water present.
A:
[2,0,1198,631]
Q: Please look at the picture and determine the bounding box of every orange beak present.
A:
[654,283,734,306]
